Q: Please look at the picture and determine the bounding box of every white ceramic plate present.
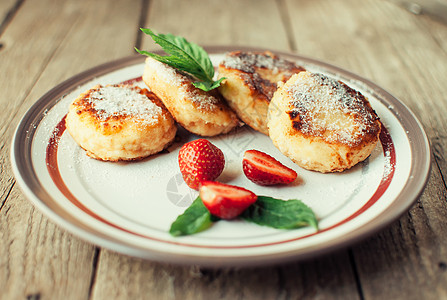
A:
[11,47,431,267]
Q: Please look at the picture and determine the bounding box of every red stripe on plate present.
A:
[120,76,143,85]
[46,117,395,249]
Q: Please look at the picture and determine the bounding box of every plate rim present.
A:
[10,47,432,267]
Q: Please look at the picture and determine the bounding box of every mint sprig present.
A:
[169,195,318,236]
[135,28,225,92]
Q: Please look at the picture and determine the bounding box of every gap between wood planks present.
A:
[88,248,101,299]
[134,0,150,50]
[276,0,297,52]
[0,0,25,39]
[348,249,365,300]
[87,2,150,297]
[0,0,78,215]
[432,139,447,192]
[0,0,25,214]
[0,182,15,212]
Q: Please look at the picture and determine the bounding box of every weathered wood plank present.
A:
[140,0,291,51]
[89,1,361,299]
[90,249,360,300]
[0,0,22,35]
[1,0,446,299]
[408,13,447,187]
[0,0,143,298]
[0,188,96,300]
[352,169,447,299]
[285,0,447,298]
[285,0,447,126]
[0,0,79,207]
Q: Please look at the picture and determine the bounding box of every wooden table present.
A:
[1,0,447,299]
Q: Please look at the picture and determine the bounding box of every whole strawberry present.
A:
[178,139,225,190]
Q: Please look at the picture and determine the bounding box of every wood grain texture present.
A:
[90,249,360,300]
[1,0,446,299]
[0,188,96,300]
[0,0,23,36]
[89,1,361,299]
[140,0,291,51]
[0,0,142,299]
[352,169,447,299]
[0,0,79,210]
[284,0,447,298]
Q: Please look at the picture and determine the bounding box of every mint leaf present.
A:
[135,28,225,92]
[169,195,318,237]
[241,196,318,230]
[169,196,214,236]
[193,77,226,91]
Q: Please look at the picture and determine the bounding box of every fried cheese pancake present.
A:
[66,84,177,161]
[142,57,240,137]
[268,71,381,173]
[218,51,305,135]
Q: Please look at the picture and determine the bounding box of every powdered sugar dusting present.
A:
[184,88,220,110]
[222,51,300,74]
[383,148,393,179]
[286,72,380,146]
[146,58,220,110]
[89,85,162,124]
[146,58,181,87]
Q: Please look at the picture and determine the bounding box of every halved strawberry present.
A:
[242,150,297,186]
[178,139,225,190]
[199,181,257,219]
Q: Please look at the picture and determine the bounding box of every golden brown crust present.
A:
[142,57,240,136]
[71,84,170,133]
[268,71,381,173]
[218,51,305,134]
[66,84,177,161]
[285,74,381,147]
